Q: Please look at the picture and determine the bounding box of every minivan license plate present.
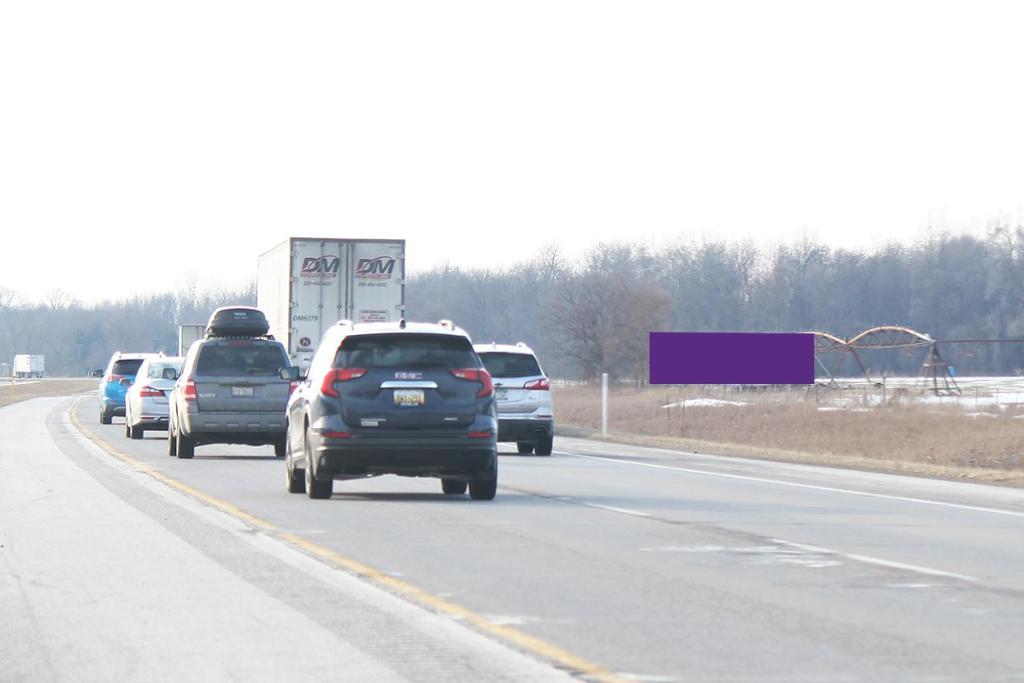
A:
[393,389,424,406]
[232,386,254,397]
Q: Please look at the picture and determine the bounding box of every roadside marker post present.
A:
[601,372,608,436]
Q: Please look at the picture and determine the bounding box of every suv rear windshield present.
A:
[112,359,145,376]
[478,352,542,378]
[336,334,478,369]
[195,341,289,377]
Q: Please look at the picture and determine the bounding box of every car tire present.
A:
[100,409,112,425]
[286,454,306,494]
[535,435,553,456]
[441,479,468,495]
[516,442,534,454]
[469,477,497,501]
[274,439,286,458]
[125,423,131,438]
[176,432,195,459]
[167,422,177,456]
[304,430,332,499]
[130,423,143,440]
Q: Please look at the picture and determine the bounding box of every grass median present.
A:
[554,384,1024,486]
[0,379,97,410]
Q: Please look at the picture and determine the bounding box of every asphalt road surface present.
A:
[4,394,1024,682]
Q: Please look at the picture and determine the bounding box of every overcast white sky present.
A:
[2,1,1023,304]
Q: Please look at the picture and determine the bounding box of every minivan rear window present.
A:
[112,359,145,376]
[478,352,542,378]
[195,342,289,377]
[336,334,478,369]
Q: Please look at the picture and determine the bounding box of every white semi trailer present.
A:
[14,354,45,378]
[256,237,406,368]
[178,324,206,356]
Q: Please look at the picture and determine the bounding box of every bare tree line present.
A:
[4,227,1024,378]
[0,284,255,376]
[408,226,1024,380]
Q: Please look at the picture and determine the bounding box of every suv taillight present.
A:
[183,380,197,402]
[107,374,124,383]
[524,378,550,391]
[321,368,367,397]
[451,368,493,398]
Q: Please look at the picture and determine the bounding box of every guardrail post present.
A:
[601,372,608,436]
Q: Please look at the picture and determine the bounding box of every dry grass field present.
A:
[554,384,1024,485]
[0,379,96,410]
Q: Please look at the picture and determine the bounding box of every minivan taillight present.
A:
[450,368,493,398]
[183,380,197,402]
[321,368,367,397]
[524,378,550,391]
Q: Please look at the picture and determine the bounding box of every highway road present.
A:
[4,393,1024,682]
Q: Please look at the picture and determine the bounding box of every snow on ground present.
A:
[663,398,749,409]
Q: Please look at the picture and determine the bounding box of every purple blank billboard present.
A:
[649,332,814,385]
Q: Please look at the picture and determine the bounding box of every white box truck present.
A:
[178,324,206,356]
[257,237,406,367]
[14,354,45,378]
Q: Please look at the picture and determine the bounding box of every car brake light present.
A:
[524,378,550,391]
[139,386,163,398]
[321,368,367,397]
[183,380,197,402]
[107,374,123,383]
[467,431,493,438]
[450,368,493,397]
[322,431,352,438]
[288,381,299,397]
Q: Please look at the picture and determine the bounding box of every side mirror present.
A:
[91,369,104,378]
[280,367,301,381]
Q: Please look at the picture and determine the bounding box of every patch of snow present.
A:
[662,398,749,409]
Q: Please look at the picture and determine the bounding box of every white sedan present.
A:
[125,356,184,439]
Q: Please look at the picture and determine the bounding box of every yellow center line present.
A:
[67,398,627,683]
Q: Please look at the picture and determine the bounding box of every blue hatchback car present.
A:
[98,352,157,424]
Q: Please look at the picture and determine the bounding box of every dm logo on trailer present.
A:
[300,257,340,279]
[355,256,396,280]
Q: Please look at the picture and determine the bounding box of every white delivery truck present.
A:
[178,324,206,356]
[14,354,45,378]
[256,237,406,368]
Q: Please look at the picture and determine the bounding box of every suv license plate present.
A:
[232,386,254,397]
[393,389,425,406]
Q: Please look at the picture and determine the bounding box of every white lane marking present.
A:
[555,496,650,518]
[557,451,1024,519]
[772,539,978,582]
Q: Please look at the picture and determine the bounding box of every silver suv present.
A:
[474,342,554,456]
[167,307,293,459]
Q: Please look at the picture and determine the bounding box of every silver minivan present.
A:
[167,308,293,459]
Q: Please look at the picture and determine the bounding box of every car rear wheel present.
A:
[304,430,332,499]
[125,423,131,438]
[535,435,553,456]
[469,477,497,501]
[176,432,195,459]
[516,442,534,454]
[286,456,306,494]
[274,439,286,458]
[100,409,112,425]
[131,424,144,439]
[441,479,467,495]
[167,423,177,456]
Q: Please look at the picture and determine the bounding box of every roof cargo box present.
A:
[206,306,271,338]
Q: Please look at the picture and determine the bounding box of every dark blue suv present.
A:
[283,320,498,500]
